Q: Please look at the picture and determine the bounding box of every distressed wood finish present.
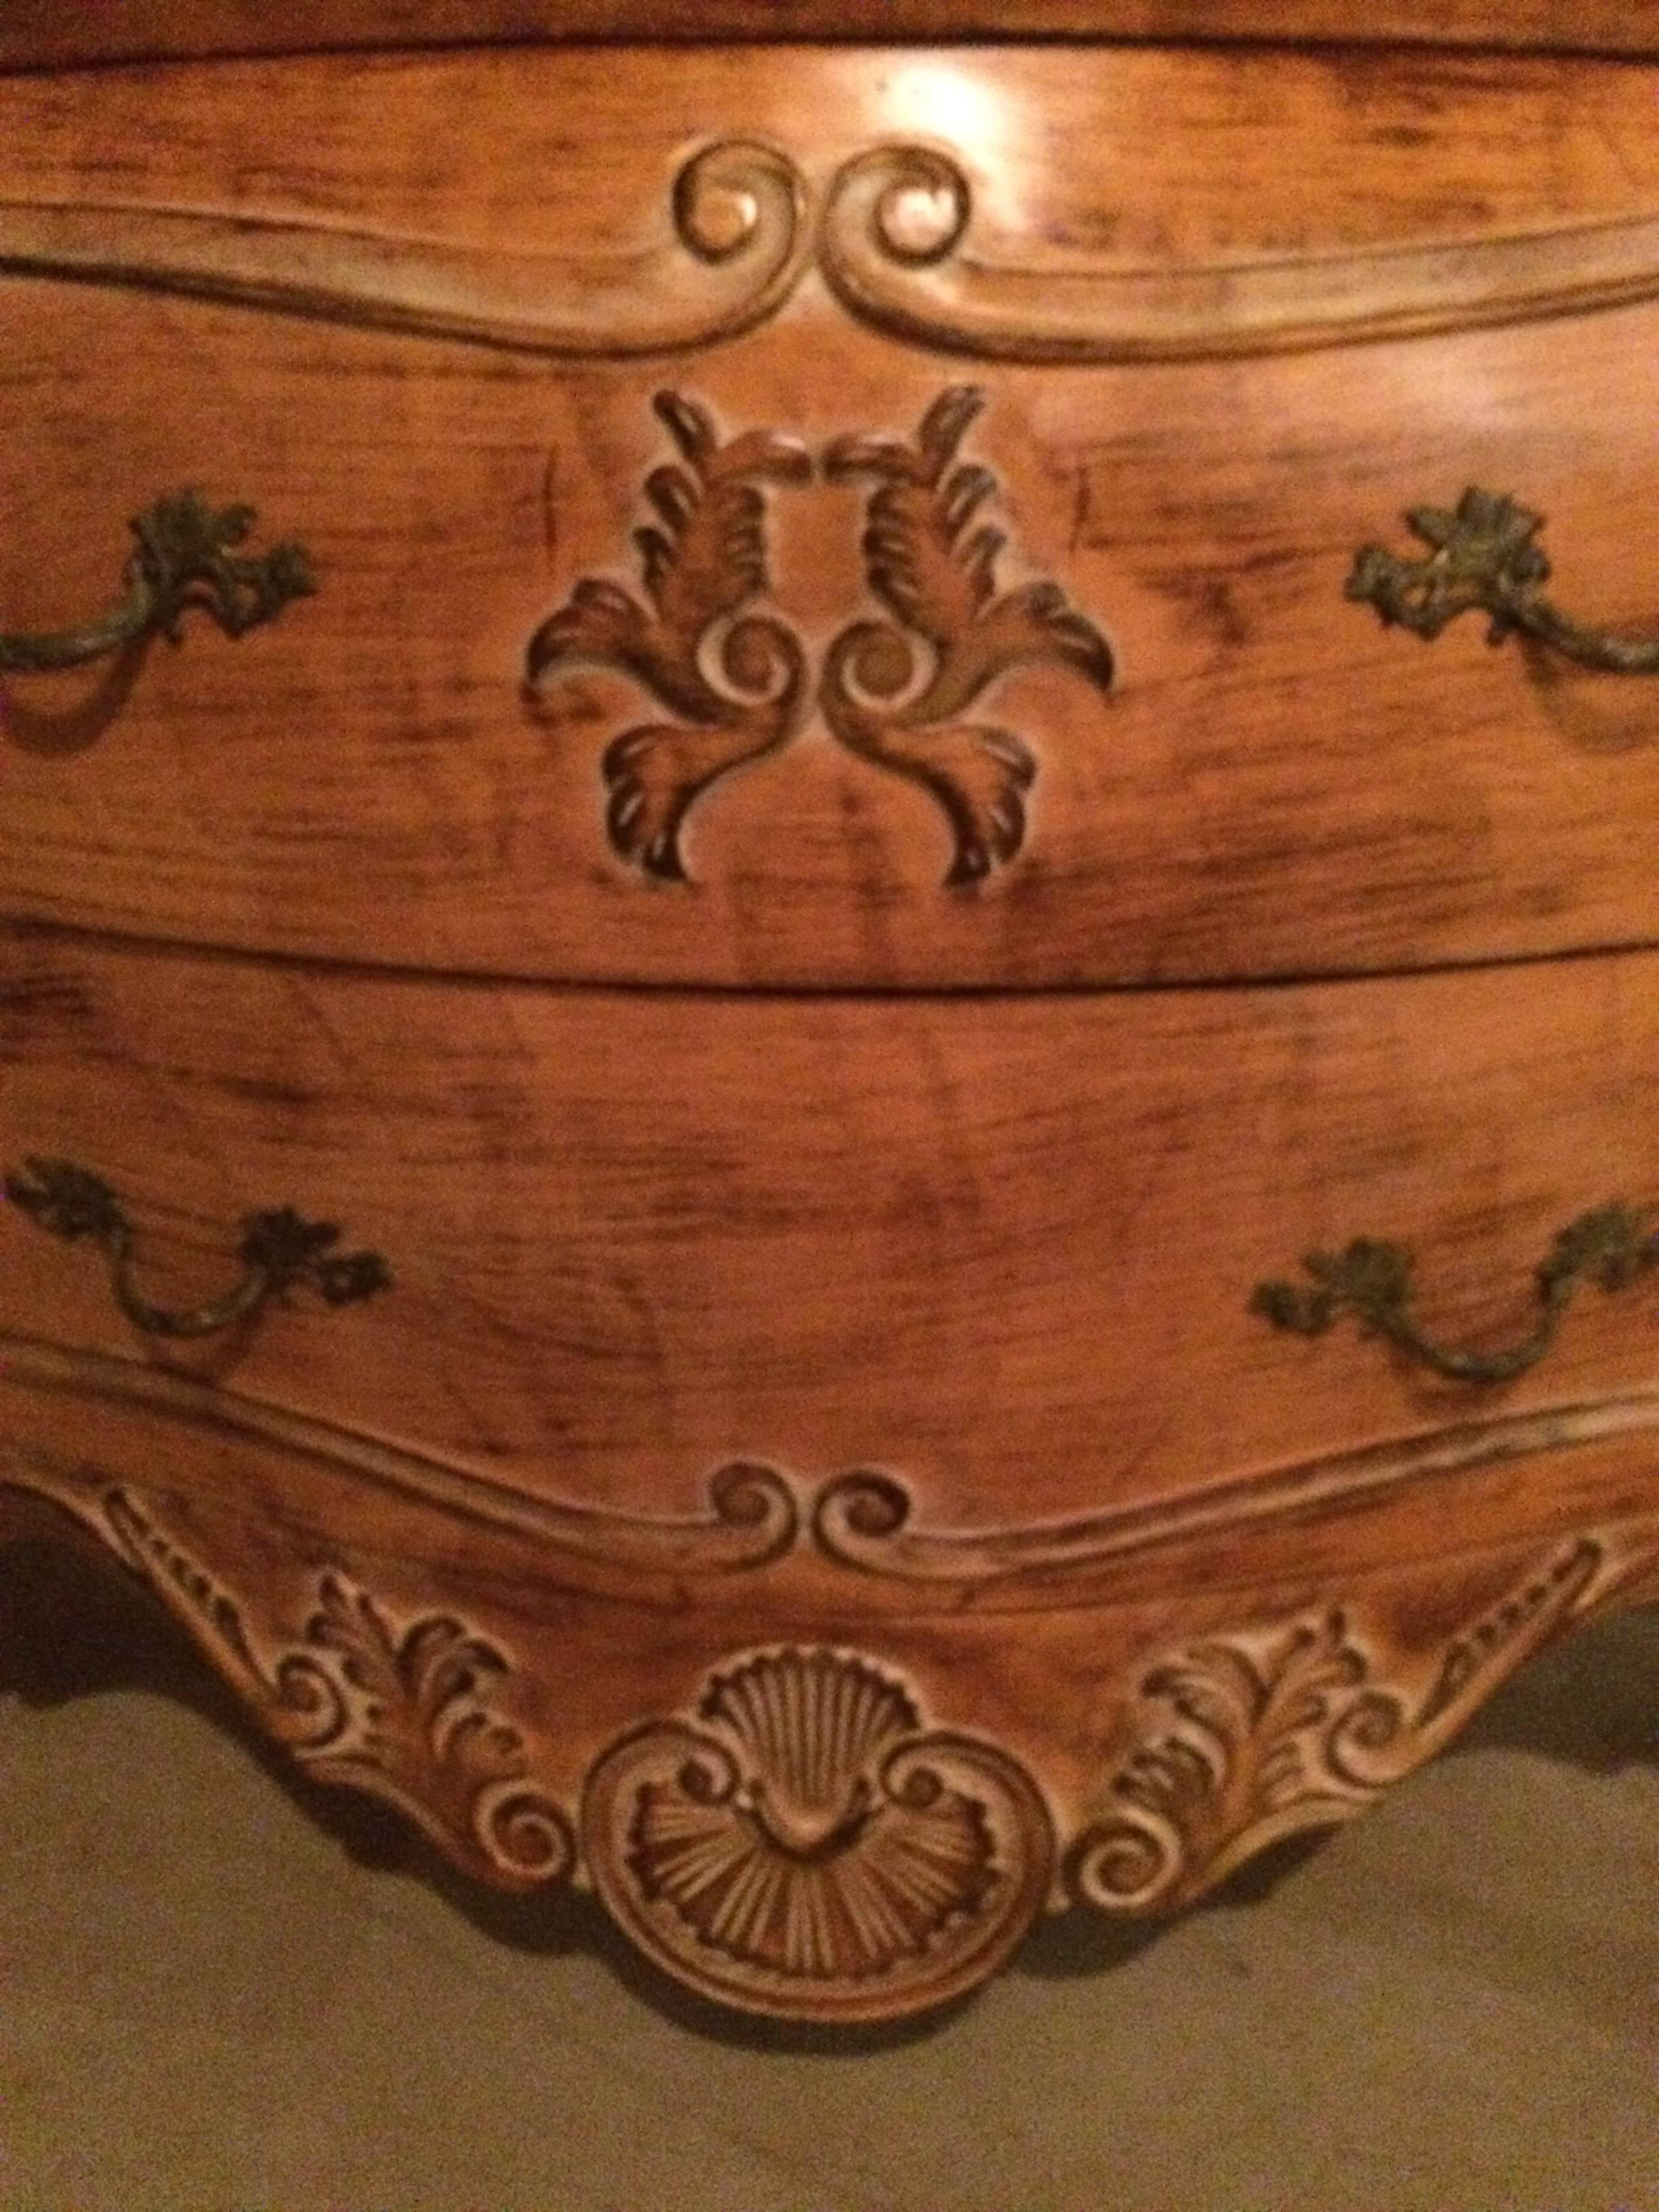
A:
[3,1,1659,69]
[3,927,1659,1525]
[4,1386,1656,2020]
[3,48,1659,983]
[3,20,1658,2024]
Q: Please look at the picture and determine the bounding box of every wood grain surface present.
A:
[3,924,1656,1531]
[2,45,1657,987]
[6,21,1659,2026]
[3,0,1658,70]
[5,1334,1656,2018]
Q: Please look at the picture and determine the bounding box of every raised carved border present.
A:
[1,1462,1648,2020]
[5,1333,1657,1612]
[5,142,1659,361]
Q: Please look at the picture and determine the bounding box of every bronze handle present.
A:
[5,1156,389,1340]
[1250,1202,1658,1384]
[1347,487,1659,673]
[0,489,315,676]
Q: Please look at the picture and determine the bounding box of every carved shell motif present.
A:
[583,1648,1054,2021]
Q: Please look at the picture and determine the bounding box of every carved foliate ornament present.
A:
[1069,1538,1603,1914]
[582,1647,1055,2020]
[526,386,1113,886]
[102,1489,572,1889]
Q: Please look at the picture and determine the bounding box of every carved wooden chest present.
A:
[2,2,1657,2023]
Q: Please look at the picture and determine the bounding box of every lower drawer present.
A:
[3,926,1658,1525]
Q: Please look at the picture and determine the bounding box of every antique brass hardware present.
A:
[0,489,314,676]
[1251,1202,1658,1383]
[5,1156,388,1339]
[1347,487,1659,672]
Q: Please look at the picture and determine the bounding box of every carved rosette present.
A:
[581,1648,1055,2021]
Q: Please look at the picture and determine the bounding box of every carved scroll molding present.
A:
[582,1647,1055,2022]
[9,139,1658,363]
[1068,1537,1605,1915]
[5,1332,1659,1613]
[807,1395,1659,1601]
[96,1486,573,1889]
[1,1465,1651,2020]
[819,146,1659,361]
[0,140,808,357]
[0,1336,800,1599]
[526,384,1113,885]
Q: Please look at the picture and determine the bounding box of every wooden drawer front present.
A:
[4,926,1657,1547]
[3,45,1659,987]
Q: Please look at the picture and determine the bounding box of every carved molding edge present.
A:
[6,1332,1659,1612]
[97,1486,574,1890]
[0,140,808,358]
[819,146,1659,361]
[1068,1536,1607,1914]
[581,1647,1057,2022]
[6,140,1659,361]
[0,1468,1650,2020]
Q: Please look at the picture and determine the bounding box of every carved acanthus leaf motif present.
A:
[821,386,1114,884]
[582,1647,1054,2021]
[526,390,811,880]
[1069,1537,1603,1914]
[101,1489,571,1889]
[526,386,1113,885]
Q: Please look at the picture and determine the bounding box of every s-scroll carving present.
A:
[101,1489,572,1889]
[1068,1538,1603,1915]
[581,1647,1054,2021]
[818,144,1659,361]
[525,384,1113,886]
[821,386,1114,884]
[525,390,811,880]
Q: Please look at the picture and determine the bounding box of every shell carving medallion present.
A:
[581,1648,1057,2022]
[1,1437,1651,2023]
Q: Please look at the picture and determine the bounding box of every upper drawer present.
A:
[3,42,1659,989]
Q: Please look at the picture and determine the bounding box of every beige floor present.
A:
[1,1546,1656,2212]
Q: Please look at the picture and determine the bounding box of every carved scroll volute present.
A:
[582,1648,1056,2022]
[1067,1538,1603,1917]
[0,140,808,356]
[819,144,1659,362]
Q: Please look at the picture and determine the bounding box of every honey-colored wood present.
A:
[3,1,1659,70]
[4,27,1658,2024]
[3,46,1658,985]
[4,1343,1656,2018]
[3,923,1658,1530]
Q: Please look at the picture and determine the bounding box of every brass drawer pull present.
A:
[0,489,314,676]
[1251,1202,1658,1384]
[5,1156,389,1340]
[1347,487,1659,672]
